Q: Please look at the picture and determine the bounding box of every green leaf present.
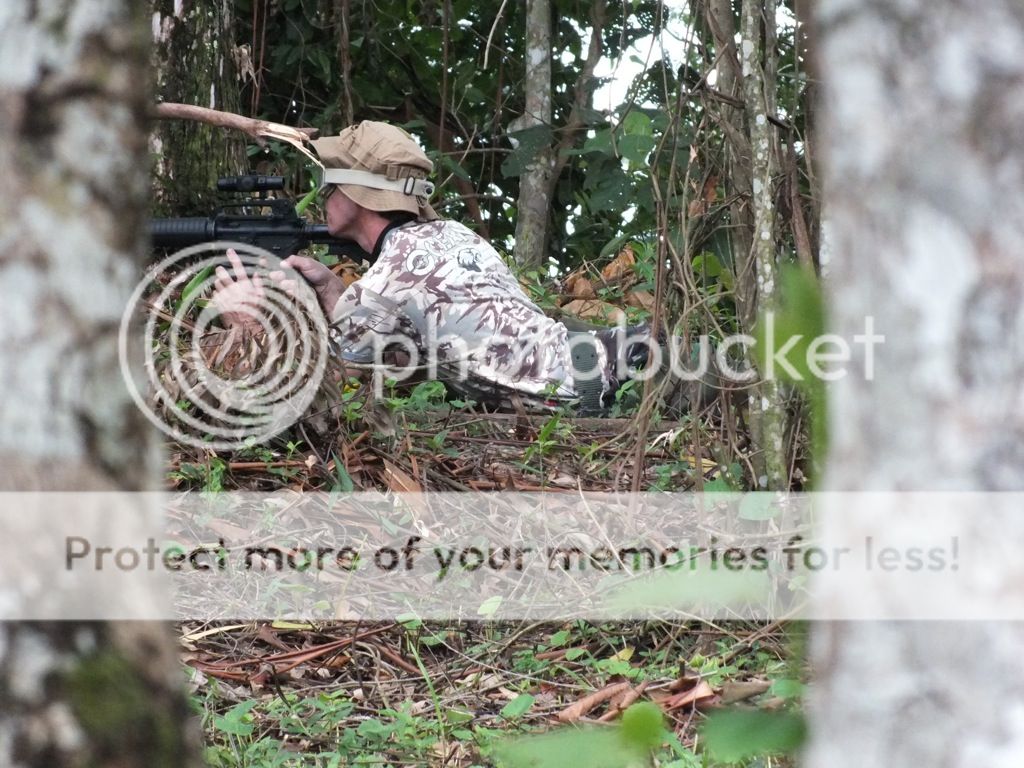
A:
[599,232,632,260]
[495,728,637,768]
[331,453,354,493]
[356,718,392,737]
[438,153,472,181]
[477,595,503,616]
[752,265,828,476]
[701,709,806,762]
[753,265,825,387]
[295,186,318,216]
[622,110,652,136]
[691,252,722,279]
[500,693,535,719]
[701,477,732,492]
[213,700,257,736]
[618,134,657,167]
[179,265,214,307]
[602,564,770,616]
[738,493,786,521]
[768,679,805,700]
[565,647,587,661]
[584,128,614,154]
[549,629,571,647]
[620,702,665,751]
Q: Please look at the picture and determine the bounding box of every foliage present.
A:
[232,0,677,266]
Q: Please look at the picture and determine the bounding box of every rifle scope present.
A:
[216,175,286,193]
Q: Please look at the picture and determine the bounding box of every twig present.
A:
[483,0,510,69]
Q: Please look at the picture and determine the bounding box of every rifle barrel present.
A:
[149,218,369,261]
[149,217,217,250]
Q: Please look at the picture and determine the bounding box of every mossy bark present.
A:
[151,0,246,215]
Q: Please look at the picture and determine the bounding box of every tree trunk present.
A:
[512,0,556,269]
[706,0,755,330]
[152,0,245,215]
[0,1,195,764]
[740,0,787,490]
[811,0,1024,763]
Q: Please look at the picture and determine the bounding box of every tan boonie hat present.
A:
[311,121,438,221]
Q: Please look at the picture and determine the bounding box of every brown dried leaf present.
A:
[663,680,716,711]
[206,518,252,543]
[562,299,625,324]
[333,262,362,289]
[625,289,655,311]
[687,174,720,217]
[601,247,636,283]
[555,681,632,723]
[383,459,422,493]
[563,273,597,300]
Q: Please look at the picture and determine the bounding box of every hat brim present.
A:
[337,184,438,222]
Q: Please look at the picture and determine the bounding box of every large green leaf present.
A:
[701,709,806,762]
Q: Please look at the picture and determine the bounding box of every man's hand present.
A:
[272,255,345,319]
[212,249,346,331]
[213,249,267,332]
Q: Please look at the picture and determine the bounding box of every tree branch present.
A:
[153,103,318,146]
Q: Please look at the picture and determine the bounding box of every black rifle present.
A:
[149,175,369,261]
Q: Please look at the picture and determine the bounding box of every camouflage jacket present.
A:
[329,219,576,407]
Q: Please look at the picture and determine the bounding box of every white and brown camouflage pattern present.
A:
[329,219,581,408]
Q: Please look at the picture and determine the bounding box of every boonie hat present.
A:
[311,122,438,221]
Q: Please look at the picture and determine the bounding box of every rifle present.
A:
[149,175,370,261]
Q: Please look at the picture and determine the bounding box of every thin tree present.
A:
[512,0,557,268]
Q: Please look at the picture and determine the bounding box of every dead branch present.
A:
[153,103,319,147]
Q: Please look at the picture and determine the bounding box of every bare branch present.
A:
[153,103,318,146]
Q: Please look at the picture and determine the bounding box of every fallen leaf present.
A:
[664,680,716,710]
[383,459,421,493]
[556,681,632,723]
[601,247,636,283]
[610,646,635,662]
[205,519,253,542]
[562,299,625,324]
[563,273,597,300]
[181,623,251,643]
[625,289,655,311]
[718,679,771,705]
[600,681,650,722]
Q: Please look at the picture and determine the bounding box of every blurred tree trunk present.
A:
[811,0,1024,763]
[152,0,246,214]
[512,0,556,268]
[0,1,196,765]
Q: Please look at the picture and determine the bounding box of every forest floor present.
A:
[168,403,803,767]
[159,249,805,766]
